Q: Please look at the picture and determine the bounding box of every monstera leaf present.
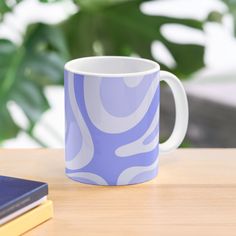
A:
[0,0,206,145]
[0,24,68,143]
[63,0,204,78]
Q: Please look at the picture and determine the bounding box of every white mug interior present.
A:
[64,56,160,77]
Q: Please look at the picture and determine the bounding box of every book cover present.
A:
[0,176,48,219]
[0,200,53,236]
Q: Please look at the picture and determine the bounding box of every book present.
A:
[0,175,48,221]
[0,196,47,225]
[0,200,53,236]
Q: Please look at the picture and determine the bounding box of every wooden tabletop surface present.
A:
[0,149,236,236]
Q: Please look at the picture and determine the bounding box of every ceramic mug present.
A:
[64,56,188,185]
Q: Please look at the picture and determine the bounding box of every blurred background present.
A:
[0,0,235,148]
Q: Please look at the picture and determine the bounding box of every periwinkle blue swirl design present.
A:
[64,70,160,185]
[100,73,157,117]
[143,124,159,145]
[64,72,82,161]
[66,123,82,161]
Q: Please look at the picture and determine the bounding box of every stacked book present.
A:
[0,176,53,235]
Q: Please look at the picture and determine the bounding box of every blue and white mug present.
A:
[64,56,188,185]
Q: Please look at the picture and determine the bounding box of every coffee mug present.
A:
[64,56,188,185]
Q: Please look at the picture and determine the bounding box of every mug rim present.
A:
[64,56,160,77]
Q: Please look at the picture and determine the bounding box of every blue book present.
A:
[0,176,48,221]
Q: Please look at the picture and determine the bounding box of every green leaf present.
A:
[62,11,96,58]
[11,81,50,123]
[0,24,68,141]
[75,0,133,10]
[62,0,204,77]
[164,42,204,78]
[0,106,19,142]
[0,0,22,19]
[221,0,236,35]
[0,1,12,17]
[39,0,62,2]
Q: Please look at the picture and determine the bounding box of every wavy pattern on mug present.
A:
[100,73,156,117]
[84,73,159,134]
[65,70,160,185]
[115,105,159,157]
[116,158,159,185]
[67,172,108,185]
[66,72,94,170]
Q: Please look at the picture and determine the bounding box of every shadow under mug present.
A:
[64,56,188,186]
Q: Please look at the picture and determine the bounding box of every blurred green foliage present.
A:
[0,0,207,145]
[223,0,236,34]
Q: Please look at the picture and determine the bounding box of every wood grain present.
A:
[0,149,236,236]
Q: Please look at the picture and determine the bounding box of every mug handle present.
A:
[159,71,189,154]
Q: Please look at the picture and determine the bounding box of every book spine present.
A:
[0,200,53,236]
[0,184,48,219]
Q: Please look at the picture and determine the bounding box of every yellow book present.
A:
[0,200,53,236]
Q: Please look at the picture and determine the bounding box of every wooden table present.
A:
[0,149,236,236]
